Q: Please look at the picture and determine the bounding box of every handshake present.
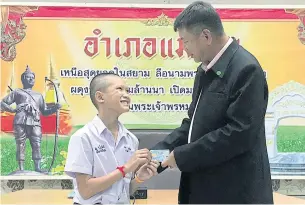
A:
[123,149,171,182]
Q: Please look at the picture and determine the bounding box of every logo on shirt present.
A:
[124,146,132,153]
[95,144,106,154]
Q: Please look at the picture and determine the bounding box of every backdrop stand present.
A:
[7,170,50,176]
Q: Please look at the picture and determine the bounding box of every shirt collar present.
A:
[91,115,128,138]
[202,37,233,71]
[202,37,238,78]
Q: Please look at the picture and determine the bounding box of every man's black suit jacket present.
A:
[151,39,273,204]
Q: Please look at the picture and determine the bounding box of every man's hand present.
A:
[161,151,177,169]
[136,160,159,181]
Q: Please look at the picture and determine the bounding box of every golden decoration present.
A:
[1,6,39,61]
[285,9,305,16]
[142,13,173,26]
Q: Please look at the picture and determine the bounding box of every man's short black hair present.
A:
[89,72,120,109]
[174,1,224,36]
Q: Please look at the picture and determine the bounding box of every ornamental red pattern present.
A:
[0,6,38,61]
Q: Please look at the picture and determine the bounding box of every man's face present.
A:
[178,27,212,64]
[100,76,131,115]
[23,73,35,87]
[297,16,305,45]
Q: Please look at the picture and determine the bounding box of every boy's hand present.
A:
[124,148,152,173]
[135,160,159,181]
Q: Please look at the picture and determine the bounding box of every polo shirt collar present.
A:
[92,115,128,138]
[201,37,239,78]
[210,37,239,78]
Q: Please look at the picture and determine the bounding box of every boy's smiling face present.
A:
[101,75,131,115]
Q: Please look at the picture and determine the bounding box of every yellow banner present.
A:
[1,18,305,129]
[1,6,305,177]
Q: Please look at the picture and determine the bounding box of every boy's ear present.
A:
[95,91,105,103]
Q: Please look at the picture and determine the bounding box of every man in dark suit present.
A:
[151,1,273,204]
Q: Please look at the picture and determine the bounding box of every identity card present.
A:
[150,150,170,162]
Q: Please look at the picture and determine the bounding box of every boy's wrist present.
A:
[123,164,131,174]
[134,172,144,183]
[117,166,126,177]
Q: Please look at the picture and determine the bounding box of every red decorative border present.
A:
[24,7,298,20]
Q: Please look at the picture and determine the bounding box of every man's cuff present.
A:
[157,162,167,173]
[173,145,189,172]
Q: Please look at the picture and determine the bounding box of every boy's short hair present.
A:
[89,72,120,109]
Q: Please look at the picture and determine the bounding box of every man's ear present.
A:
[201,29,212,45]
[95,91,105,104]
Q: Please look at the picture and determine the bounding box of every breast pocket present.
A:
[197,90,229,127]
[205,91,228,109]
[123,148,136,164]
[204,78,229,113]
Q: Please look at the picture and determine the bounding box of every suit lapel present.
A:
[193,66,205,103]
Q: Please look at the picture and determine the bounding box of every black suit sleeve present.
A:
[150,118,191,151]
[151,115,191,173]
[150,67,204,173]
[174,64,268,172]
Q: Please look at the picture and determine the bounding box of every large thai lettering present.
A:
[143,38,157,58]
[84,29,102,58]
[83,29,189,59]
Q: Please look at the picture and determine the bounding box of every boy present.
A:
[65,73,159,204]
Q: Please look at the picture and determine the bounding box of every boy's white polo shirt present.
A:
[64,115,139,204]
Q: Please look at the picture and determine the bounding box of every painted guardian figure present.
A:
[0,66,61,173]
